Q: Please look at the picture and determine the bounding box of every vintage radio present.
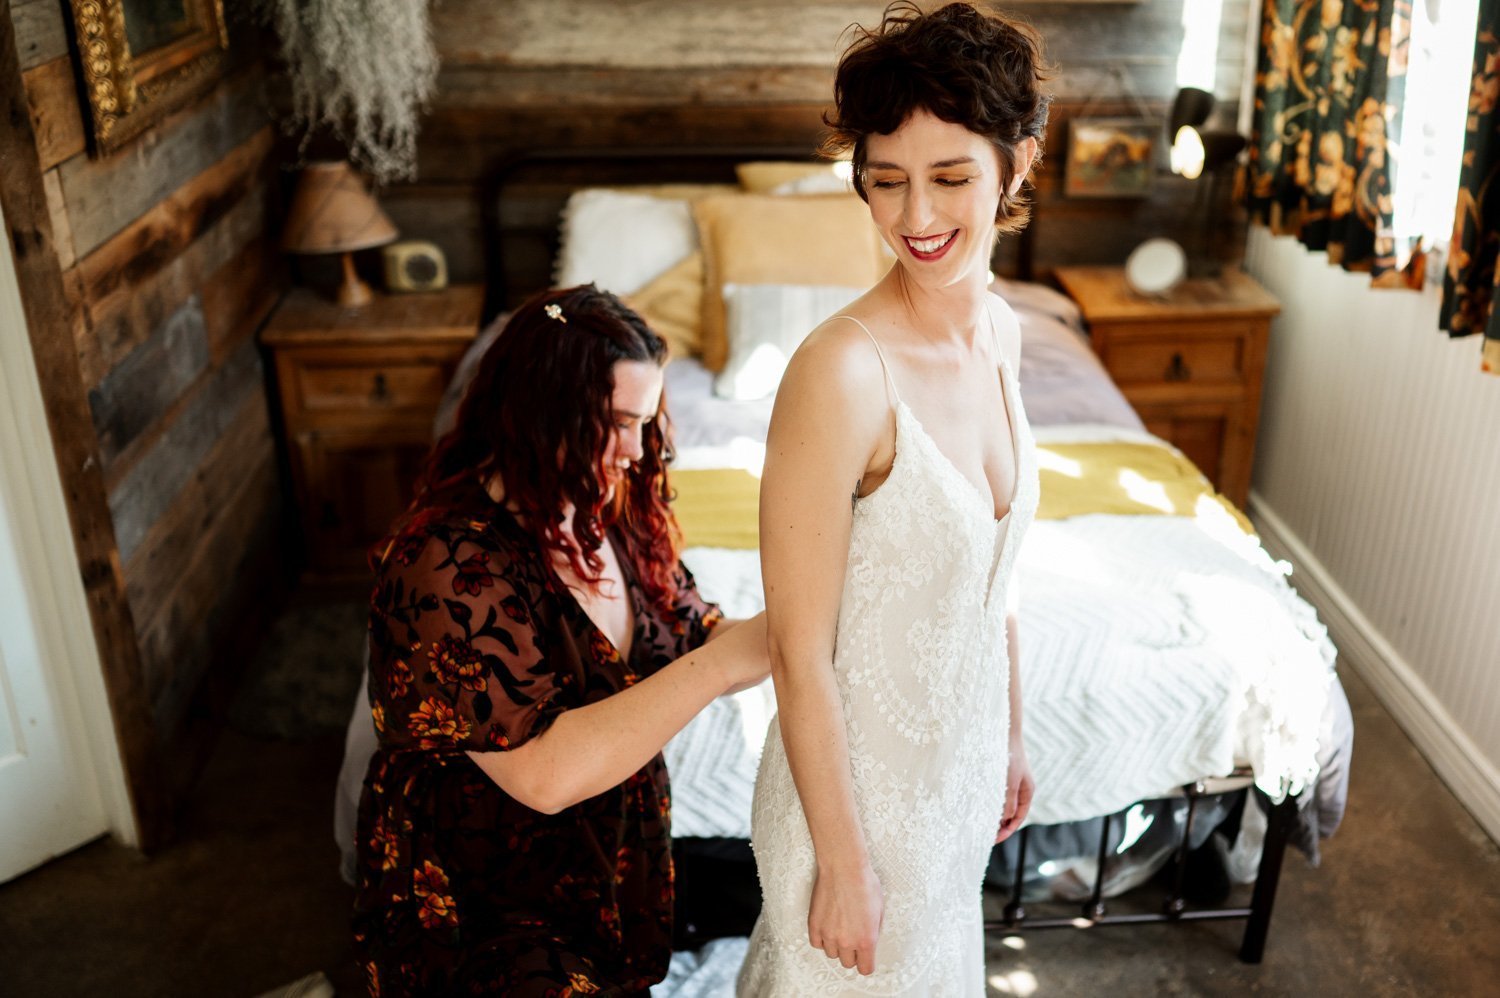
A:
[382,240,448,292]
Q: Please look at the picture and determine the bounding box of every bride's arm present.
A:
[759,323,891,975]
[996,608,1034,840]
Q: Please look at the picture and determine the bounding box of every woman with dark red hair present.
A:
[351,285,768,996]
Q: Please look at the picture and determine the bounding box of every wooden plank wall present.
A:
[5,0,287,848]
[381,0,1254,291]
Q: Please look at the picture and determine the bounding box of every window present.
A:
[1392,0,1480,266]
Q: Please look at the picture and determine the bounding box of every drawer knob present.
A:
[1166,352,1192,382]
[371,372,391,403]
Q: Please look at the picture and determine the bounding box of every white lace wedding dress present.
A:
[737,304,1039,997]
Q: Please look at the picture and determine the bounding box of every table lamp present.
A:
[1166,86,1248,181]
[281,161,398,308]
[1164,87,1249,278]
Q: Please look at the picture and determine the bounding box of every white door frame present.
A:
[0,199,137,848]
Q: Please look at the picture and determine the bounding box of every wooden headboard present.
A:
[479,145,1040,324]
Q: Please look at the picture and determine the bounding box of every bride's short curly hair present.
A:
[823,2,1052,234]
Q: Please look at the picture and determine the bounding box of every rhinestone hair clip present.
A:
[544,303,567,323]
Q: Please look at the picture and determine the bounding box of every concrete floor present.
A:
[2,660,1497,997]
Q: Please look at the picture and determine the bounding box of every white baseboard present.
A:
[1248,491,1500,847]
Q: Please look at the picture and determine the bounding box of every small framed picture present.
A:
[1065,117,1157,198]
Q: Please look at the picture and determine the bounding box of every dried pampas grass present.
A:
[259,0,438,183]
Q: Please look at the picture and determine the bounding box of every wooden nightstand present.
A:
[261,286,483,584]
[1052,267,1279,508]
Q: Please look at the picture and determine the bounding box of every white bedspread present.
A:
[664,426,1337,837]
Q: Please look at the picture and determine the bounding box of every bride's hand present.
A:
[808,862,884,975]
[996,743,1035,843]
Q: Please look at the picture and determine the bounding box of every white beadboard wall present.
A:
[1243,226,1500,844]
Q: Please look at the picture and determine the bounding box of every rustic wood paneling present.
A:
[105,337,264,561]
[435,65,838,108]
[58,72,271,257]
[10,0,68,72]
[428,0,1250,102]
[76,178,268,391]
[91,244,283,495]
[201,233,282,364]
[75,126,274,307]
[41,167,75,269]
[136,440,280,729]
[411,104,830,182]
[0,2,164,849]
[88,294,211,468]
[23,55,87,171]
[124,391,274,664]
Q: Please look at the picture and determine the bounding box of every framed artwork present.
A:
[1065,117,1157,199]
[64,0,229,155]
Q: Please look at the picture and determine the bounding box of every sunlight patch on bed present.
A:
[1035,446,1083,478]
[673,439,765,476]
[1115,468,1174,513]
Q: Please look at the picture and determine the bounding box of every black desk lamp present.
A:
[1168,87,1248,275]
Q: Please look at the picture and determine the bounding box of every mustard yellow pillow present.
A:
[612,182,740,202]
[625,252,704,361]
[693,193,891,371]
[736,161,845,194]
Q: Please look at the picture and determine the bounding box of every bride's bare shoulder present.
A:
[782,312,889,397]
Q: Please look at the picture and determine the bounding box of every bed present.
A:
[334,148,1352,994]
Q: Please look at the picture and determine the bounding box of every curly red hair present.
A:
[379,285,681,613]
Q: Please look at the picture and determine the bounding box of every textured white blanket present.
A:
[666,429,1337,837]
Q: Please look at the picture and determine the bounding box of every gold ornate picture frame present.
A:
[66,0,229,155]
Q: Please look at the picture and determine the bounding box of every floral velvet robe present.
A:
[353,486,721,997]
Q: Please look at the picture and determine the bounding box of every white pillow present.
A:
[553,189,697,295]
[713,283,865,401]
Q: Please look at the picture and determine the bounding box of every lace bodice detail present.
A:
[739,305,1040,996]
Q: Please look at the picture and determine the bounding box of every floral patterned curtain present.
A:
[1247,0,1413,282]
[1439,3,1500,375]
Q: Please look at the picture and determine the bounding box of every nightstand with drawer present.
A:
[1052,267,1280,508]
[261,286,483,583]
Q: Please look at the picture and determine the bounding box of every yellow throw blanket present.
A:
[670,440,1252,550]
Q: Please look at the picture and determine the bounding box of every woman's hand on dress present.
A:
[995,742,1035,842]
[808,861,884,975]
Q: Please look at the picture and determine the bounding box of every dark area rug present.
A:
[229,597,368,739]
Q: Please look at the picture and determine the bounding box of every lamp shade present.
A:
[1170,126,1246,180]
[1168,87,1215,143]
[281,161,398,255]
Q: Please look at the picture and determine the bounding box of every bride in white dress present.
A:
[737,5,1050,995]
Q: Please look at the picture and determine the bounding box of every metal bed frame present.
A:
[482,146,1303,964]
[989,771,1298,963]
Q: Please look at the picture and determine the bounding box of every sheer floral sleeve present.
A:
[369,523,561,753]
